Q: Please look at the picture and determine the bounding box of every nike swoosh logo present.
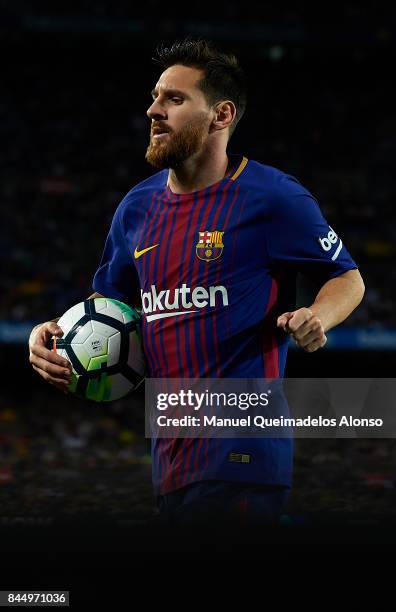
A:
[134,244,159,259]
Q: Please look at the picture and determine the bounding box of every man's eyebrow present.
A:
[151,88,190,98]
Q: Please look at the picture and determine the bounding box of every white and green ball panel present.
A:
[52,297,145,402]
[57,301,86,336]
[68,371,135,402]
[93,298,138,325]
[107,333,121,367]
[55,298,139,374]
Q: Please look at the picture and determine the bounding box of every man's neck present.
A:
[167,150,231,194]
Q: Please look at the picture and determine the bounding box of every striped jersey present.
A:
[93,154,357,494]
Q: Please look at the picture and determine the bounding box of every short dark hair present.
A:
[154,37,247,135]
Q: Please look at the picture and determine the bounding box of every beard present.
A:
[145,114,209,169]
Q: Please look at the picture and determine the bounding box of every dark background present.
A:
[1,3,396,581]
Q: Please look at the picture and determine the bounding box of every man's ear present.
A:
[211,100,237,132]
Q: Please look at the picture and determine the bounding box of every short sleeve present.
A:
[265,174,358,284]
[92,202,139,305]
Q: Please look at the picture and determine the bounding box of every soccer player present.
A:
[29,38,365,525]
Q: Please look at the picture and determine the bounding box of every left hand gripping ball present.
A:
[50,298,146,402]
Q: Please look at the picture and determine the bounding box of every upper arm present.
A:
[92,202,140,306]
[265,175,358,284]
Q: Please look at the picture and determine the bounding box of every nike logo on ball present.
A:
[134,244,159,259]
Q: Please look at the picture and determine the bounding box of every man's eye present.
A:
[171,97,183,103]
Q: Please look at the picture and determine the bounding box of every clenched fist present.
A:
[277,307,327,353]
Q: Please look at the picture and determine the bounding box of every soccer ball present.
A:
[51,298,146,402]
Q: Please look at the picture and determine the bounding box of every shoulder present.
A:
[241,158,315,201]
[241,158,323,224]
[112,169,168,220]
[120,170,168,207]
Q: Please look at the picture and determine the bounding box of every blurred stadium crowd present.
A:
[0,386,155,521]
[2,387,396,523]
[1,3,396,328]
[1,4,396,525]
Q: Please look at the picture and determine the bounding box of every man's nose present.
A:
[147,99,167,120]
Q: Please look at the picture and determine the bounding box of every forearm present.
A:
[309,269,365,333]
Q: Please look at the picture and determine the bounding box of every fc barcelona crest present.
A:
[196,230,224,262]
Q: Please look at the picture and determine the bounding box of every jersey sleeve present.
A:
[92,201,139,305]
[264,174,358,284]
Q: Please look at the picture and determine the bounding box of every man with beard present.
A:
[29,38,365,525]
